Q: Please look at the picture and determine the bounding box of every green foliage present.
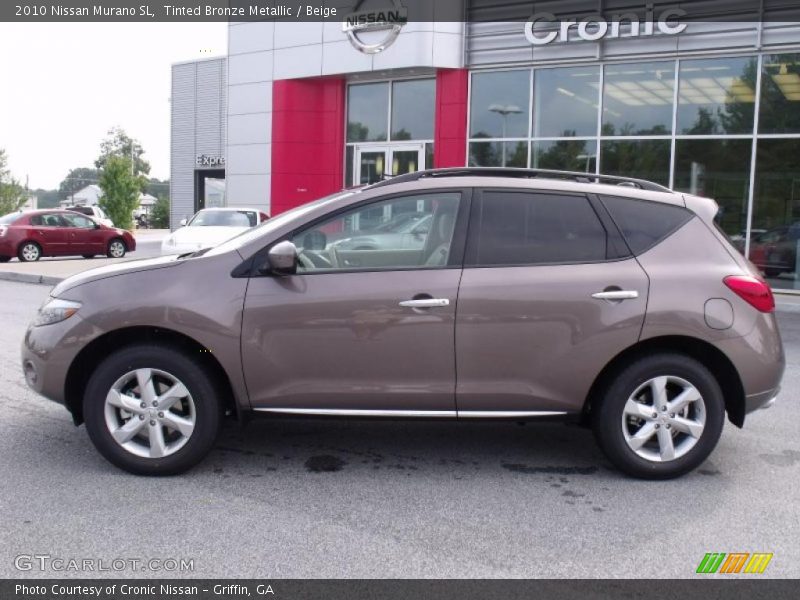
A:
[59,167,100,199]
[150,195,170,229]
[95,127,151,191]
[0,149,27,216]
[98,156,141,230]
[146,178,170,199]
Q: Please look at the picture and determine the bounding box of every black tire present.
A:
[0,256,10,262]
[82,254,95,259]
[764,267,781,278]
[17,241,41,262]
[592,353,725,480]
[107,238,126,258]
[83,345,221,475]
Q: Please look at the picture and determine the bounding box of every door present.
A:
[455,189,649,416]
[28,213,70,255]
[241,190,467,414]
[354,144,425,186]
[62,213,105,255]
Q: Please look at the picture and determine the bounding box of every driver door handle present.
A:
[399,298,450,308]
[591,290,639,300]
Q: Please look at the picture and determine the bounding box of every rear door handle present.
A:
[399,298,450,308]
[591,290,639,301]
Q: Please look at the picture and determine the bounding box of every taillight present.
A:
[724,275,775,313]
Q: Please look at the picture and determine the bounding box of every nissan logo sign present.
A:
[342,0,408,54]
[525,5,687,45]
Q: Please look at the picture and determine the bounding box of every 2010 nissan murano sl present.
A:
[21,168,784,479]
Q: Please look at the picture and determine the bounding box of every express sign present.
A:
[524,6,687,45]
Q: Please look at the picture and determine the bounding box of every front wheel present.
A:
[592,354,725,479]
[83,345,221,475]
[0,256,10,263]
[107,238,126,258]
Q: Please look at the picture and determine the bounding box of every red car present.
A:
[0,210,136,262]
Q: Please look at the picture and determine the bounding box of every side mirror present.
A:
[265,240,298,275]
[179,218,187,227]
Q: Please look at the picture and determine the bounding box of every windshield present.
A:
[203,191,356,257]
[0,212,22,224]
[188,210,258,227]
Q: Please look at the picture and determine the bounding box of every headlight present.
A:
[32,298,81,327]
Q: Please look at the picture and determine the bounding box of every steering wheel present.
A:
[298,250,333,270]
[328,244,341,269]
[297,252,315,270]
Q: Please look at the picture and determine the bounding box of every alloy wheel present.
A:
[104,368,196,459]
[621,375,706,462]
[109,240,125,258]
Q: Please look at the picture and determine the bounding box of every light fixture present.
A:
[771,63,800,101]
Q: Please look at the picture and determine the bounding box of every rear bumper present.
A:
[715,312,785,418]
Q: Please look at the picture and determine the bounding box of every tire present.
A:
[764,267,781,278]
[83,345,221,475]
[107,238,126,258]
[18,241,41,262]
[592,353,725,480]
[0,256,10,263]
[82,254,95,259]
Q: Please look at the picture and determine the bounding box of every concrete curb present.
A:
[0,271,62,286]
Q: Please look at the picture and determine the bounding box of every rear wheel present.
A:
[83,345,221,475]
[592,354,724,479]
[0,256,10,263]
[107,238,126,258]
[18,241,41,262]
[764,267,782,278]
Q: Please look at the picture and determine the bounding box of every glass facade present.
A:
[468,53,800,291]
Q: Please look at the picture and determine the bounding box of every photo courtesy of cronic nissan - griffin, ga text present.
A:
[20,168,784,479]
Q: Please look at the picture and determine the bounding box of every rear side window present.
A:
[601,195,693,255]
[470,191,609,266]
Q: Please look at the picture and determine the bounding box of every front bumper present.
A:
[20,314,93,408]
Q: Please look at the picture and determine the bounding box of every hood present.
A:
[168,226,251,245]
[51,255,183,296]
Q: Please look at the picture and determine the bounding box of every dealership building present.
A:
[170,1,800,290]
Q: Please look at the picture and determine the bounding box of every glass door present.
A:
[354,144,425,186]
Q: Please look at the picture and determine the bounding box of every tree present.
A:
[0,149,27,215]
[150,195,170,229]
[59,167,100,200]
[98,156,140,230]
[95,127,151,188]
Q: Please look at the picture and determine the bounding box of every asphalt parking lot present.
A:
[1,279,798,579]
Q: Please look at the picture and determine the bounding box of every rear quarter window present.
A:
[600,195,693,255]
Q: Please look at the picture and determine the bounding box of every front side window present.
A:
[469,191,608,266]
[291,192,461,273]
[63,214,96,229]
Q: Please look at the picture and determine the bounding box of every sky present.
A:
[0,22,227,190]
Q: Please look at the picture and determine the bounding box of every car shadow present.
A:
[205,417,612,478]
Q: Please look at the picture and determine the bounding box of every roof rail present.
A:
[366,167,672,193]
